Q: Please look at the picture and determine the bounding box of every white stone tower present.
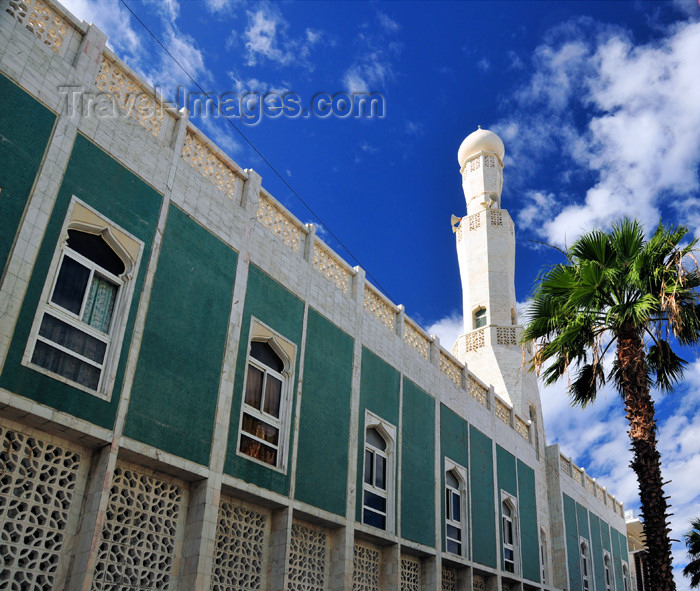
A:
[452,127,533,415]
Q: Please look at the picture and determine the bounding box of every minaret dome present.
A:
[457,126,505,170]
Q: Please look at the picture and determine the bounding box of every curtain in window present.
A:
[83,275,117,332]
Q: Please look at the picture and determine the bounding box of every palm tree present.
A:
[522,219,700,591]
[684,518,700,588]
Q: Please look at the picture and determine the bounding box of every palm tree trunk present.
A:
[618,325,676,591]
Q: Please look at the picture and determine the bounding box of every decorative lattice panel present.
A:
[468,157,481,172]
[596,485,605,502]
[400,556,421,591]
[560,455,571,477]
[495,399,511,426]
[288,522,327,591]
[364,286,394,330]
[573,466,584,485]
[404,321,430,359]
[7,0,68,54]
[313,242,351,294]
[440,352,461,386]
[92,465,183,590]
[467,376,488,407]
[181,129,241,198]
[95,56,163,137]
[0,425,82,590]
[256,191,303,251]
[441,567,457,591]
[490,210,502,225]
[211,499,268,591]
[515,416,530,441]
[464,328,485,352]
[496,327,517,346]
[586,476,595,494]
[484,155,497,168]
[352,542,380,591]
[468,212,481,231]
[473,575,486,591]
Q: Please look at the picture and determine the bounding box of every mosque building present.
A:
[0,2,630,590]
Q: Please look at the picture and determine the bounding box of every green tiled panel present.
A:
[355,347,400,525]
[590,514,605,591]
[612,528,624,589]
[223,264,304,496]
[517,460,540,582]
[563,494,581,591]
[124,205,237,466]
[400,378,435,547]
[0,134,160,428]
[577,502,590,540]
[497,446,517,572]
[600,519,611,552]
[440,404,469,551]
[470,425,496,568]
[294,308,354,516]
[0,75,57,277]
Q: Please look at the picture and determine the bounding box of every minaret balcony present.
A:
[451,324,533,358]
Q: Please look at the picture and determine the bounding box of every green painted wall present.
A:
[601,519,611,552]
[612,528,624,589]
[223,264,304,495]
[0,134,160,428]
[440,405,469,551]
[294,308,354,516]
[124,205,236,466]
[355,347,400,525]
[400,378,434,547]
[577,502,590,540]
[563,494,581,591]
[590,513,605,591]
[517,459,540,582]
[497,445,517,572]
[470,425,496,568]
[0,75,56,278]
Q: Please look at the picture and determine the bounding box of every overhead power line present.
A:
[118,0,394,300]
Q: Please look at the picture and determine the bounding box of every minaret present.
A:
[452,127,525,409]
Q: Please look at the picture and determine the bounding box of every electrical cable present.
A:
[118,0,394,300]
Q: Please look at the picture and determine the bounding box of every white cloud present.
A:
[243,7,323,68]
[427,311,463,352]
[496,18,700,248]
[477,57,491,72]
[342,15,402,94]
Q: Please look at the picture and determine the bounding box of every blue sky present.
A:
[61,0,700,585]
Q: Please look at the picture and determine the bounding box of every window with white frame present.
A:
[604,551,613,591]
[25,201,140,396]
[501,495,518,574]
[362,414,395,531]
[474,307,487,329]
[238,325,294,469]
[580,540,591,591]
[540,527,548,584]
[444,461,467,556]
[622,561,630,591]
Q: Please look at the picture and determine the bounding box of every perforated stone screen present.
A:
[400,556,421,591]
[211,497,269,591]
[288,521,328,591]
[91,464,184,591]
[0,424,83,590]
[352,541,380,591]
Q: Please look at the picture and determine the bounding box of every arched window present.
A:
[445,464,467,556]
[502,498,517,573]
[580,540,591,591]
[239,337,289,467]
[363,426,389,529]
[511,308,517,325]
[27,208,140,396]
[604,552,613,591]
[622,562,630,591]
[540,527,548,584]
[474,307,487,329]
